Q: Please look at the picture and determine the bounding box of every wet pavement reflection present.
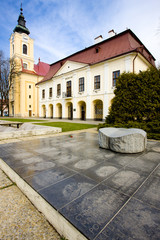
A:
[0,132,160,240]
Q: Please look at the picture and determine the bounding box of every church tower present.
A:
[9,5,49,117]
[9,5,37,117]
[10,5,34,71]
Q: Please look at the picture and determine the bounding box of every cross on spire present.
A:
[20,3,23,15]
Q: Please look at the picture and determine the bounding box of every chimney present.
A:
[108,29,116,38]
[94,35,103,44]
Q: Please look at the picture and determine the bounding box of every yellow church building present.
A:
[9,6,49,117]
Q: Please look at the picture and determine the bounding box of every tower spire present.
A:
[13,3,30,35]
[20,2,23,14]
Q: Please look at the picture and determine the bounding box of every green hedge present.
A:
[106,67,160,124]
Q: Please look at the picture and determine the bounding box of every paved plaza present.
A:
[0,131,160,239]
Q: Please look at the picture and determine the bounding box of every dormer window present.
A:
[60,61,64,66]
[95,47,100,53]
[23,44,27,55]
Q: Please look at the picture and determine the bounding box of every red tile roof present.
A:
[34,60,50,76]
[37,29,156,84]
[21,59,50,76]
[22,68,37,75]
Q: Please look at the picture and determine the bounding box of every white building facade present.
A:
[37,29,155,121]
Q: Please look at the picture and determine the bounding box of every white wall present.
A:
[38,53,151,120]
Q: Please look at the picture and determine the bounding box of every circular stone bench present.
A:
[98,127,147,153]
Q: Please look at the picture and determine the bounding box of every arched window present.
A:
[23,44,27,54]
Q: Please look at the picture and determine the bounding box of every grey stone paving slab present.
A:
[39,174,96,209]
[24,166,76,191]
[141,151,160,162]
[96,198,160,240]
[55,154,81,165]
[0,145,13,157]
[83,161,122,183]
[153,165,160,177]
[42,149,62,159]
[14,160,58,178]
[134,174,160,209]
[2,154,53,169]
[106,153,143,167]
[147,140,160,148]
[127,156,159,174]
[60,184,129,240]
[103,167,147,196]
[152,146,160,152]
[63,157,105,175]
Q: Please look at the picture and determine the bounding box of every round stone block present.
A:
[98,127,147,153]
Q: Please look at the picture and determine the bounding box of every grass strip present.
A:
[35,122,96,132]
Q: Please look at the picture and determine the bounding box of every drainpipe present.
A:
[133,52,138,73]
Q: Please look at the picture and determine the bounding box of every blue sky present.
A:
[0,0,160,66]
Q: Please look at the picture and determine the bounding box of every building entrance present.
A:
[94,100,103,120]
[81,106,85,120]
[68,103,73,120]
[29,110,32,117]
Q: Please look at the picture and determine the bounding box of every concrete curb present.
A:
[0,158,87,240]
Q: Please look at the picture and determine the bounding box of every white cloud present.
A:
[0,0,160,66]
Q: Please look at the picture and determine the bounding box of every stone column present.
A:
[53,103,55,118]
[72,73,77,119]
[62,100,66,119]
[103,63,109,118]
[45,104,48,118]
[86,67,92,119]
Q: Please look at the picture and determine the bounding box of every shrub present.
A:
[106,67,160,124]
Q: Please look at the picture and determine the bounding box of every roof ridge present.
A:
[38,29,155,84]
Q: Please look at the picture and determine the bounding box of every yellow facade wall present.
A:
[9,31,42,117]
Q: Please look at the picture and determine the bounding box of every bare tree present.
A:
[0,50,20,116]
[0,51,10,116]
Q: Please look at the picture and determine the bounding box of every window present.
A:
[57,84,61,96]
[94,75,100,90]
[29,105,31,108]
[23,44,27,55]
[112,70,120,87]
[29,85,31,89]
[42,89,45,99]
[29,95,31,99]
[79,77,84,92]
[49,87,52,98]
[66,81,71,97]
[95,47,100,53]
[12,45,14,54]
[23,63,27,69]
